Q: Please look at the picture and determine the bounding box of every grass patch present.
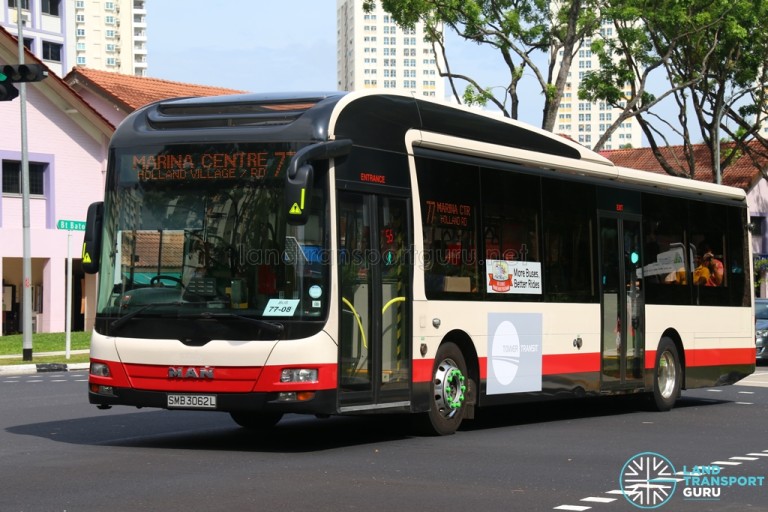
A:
[0,331,91,356]
[1,352,90,366]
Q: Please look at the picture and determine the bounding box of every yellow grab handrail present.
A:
[341,297,367,349]
[381,296,406,315]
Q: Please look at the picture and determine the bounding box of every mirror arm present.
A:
[286,139,353,179]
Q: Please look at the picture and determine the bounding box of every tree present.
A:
[364,0,604,131]
[365,0,768,184]
[580,0,768,182]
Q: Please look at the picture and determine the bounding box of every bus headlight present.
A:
[90,362,111,377]
[280,368,318,383]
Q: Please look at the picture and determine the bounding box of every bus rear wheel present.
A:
[651,338,681,411]
[230,411,283,430]
[417,342,468,436]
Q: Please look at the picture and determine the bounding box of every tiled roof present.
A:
[1,27,114,134]
[600,143,767,191]
[66,67,246,111]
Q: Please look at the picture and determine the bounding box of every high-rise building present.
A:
[552,17,642,150]
[1,0,147,77]
[336,0,444,99]
[70,0,148,76]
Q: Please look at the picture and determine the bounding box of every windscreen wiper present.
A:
[183,311,285,337]
[110,301,186,331]
[111,303,285,337]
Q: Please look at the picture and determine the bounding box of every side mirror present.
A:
[82,201,104,274]
[283,139,353,226]
[285,164,314,226]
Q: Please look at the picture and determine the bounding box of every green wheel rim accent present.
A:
[434,360,466,417]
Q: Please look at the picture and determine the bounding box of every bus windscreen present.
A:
[95,143,329,335]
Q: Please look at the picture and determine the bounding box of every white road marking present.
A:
[580,497,616,503]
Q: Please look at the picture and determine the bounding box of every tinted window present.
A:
[689,200,729,306]
[416,158,479,298]
[642,193,748,307]
[542,179,596,302]
[642,194,691,305]
[481,168,541,301]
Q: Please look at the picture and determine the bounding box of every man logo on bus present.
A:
[168,366,214,379]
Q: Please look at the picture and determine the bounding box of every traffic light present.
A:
[0,64,47,102]
[2,64,48,82]
[0,77,19,101]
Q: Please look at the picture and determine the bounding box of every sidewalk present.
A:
[0,349,90,375]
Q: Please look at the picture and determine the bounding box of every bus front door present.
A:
[337,192,411,411]
[599,214,644,391]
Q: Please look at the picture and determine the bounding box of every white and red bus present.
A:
[83,91,755,435]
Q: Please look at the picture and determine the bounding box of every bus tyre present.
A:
[652,338,681,412]
[418,342,468,436]
[230,411,283,430]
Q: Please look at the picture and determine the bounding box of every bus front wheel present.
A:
[417,342,468,436]
[651,338,681,411]
[230,411,283,430]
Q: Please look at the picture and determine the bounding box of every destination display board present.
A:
[118,145,297,183]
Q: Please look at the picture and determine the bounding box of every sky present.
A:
[145,0,545,125]
[147,1,338,93]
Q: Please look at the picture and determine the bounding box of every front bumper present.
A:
[89,387,338,415]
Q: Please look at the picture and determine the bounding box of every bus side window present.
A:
[416,158,479,298]
[689,201,730,305]
[542,179,596,302]
[481,168,541,301]
[641,195,691,306]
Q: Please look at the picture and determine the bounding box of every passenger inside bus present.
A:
[692,243,724,287]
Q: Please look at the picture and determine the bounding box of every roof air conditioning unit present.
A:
[14,11,31,25]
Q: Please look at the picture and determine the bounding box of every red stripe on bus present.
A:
[417,347,754,384]
[644,347,755,369]
[542,353,602,375]
[414,352,602,383]
[125,363,264,393]
[93,347,754,392]
[413,359,433,383]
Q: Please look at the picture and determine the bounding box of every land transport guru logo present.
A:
[620,451,765,509]
[620,452,677,508]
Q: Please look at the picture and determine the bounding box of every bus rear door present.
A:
[599,212,645,391]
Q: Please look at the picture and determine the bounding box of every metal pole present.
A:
[65,231,72,359]
[17,2,33,361]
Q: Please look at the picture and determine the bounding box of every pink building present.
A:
[1,27,112,335]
